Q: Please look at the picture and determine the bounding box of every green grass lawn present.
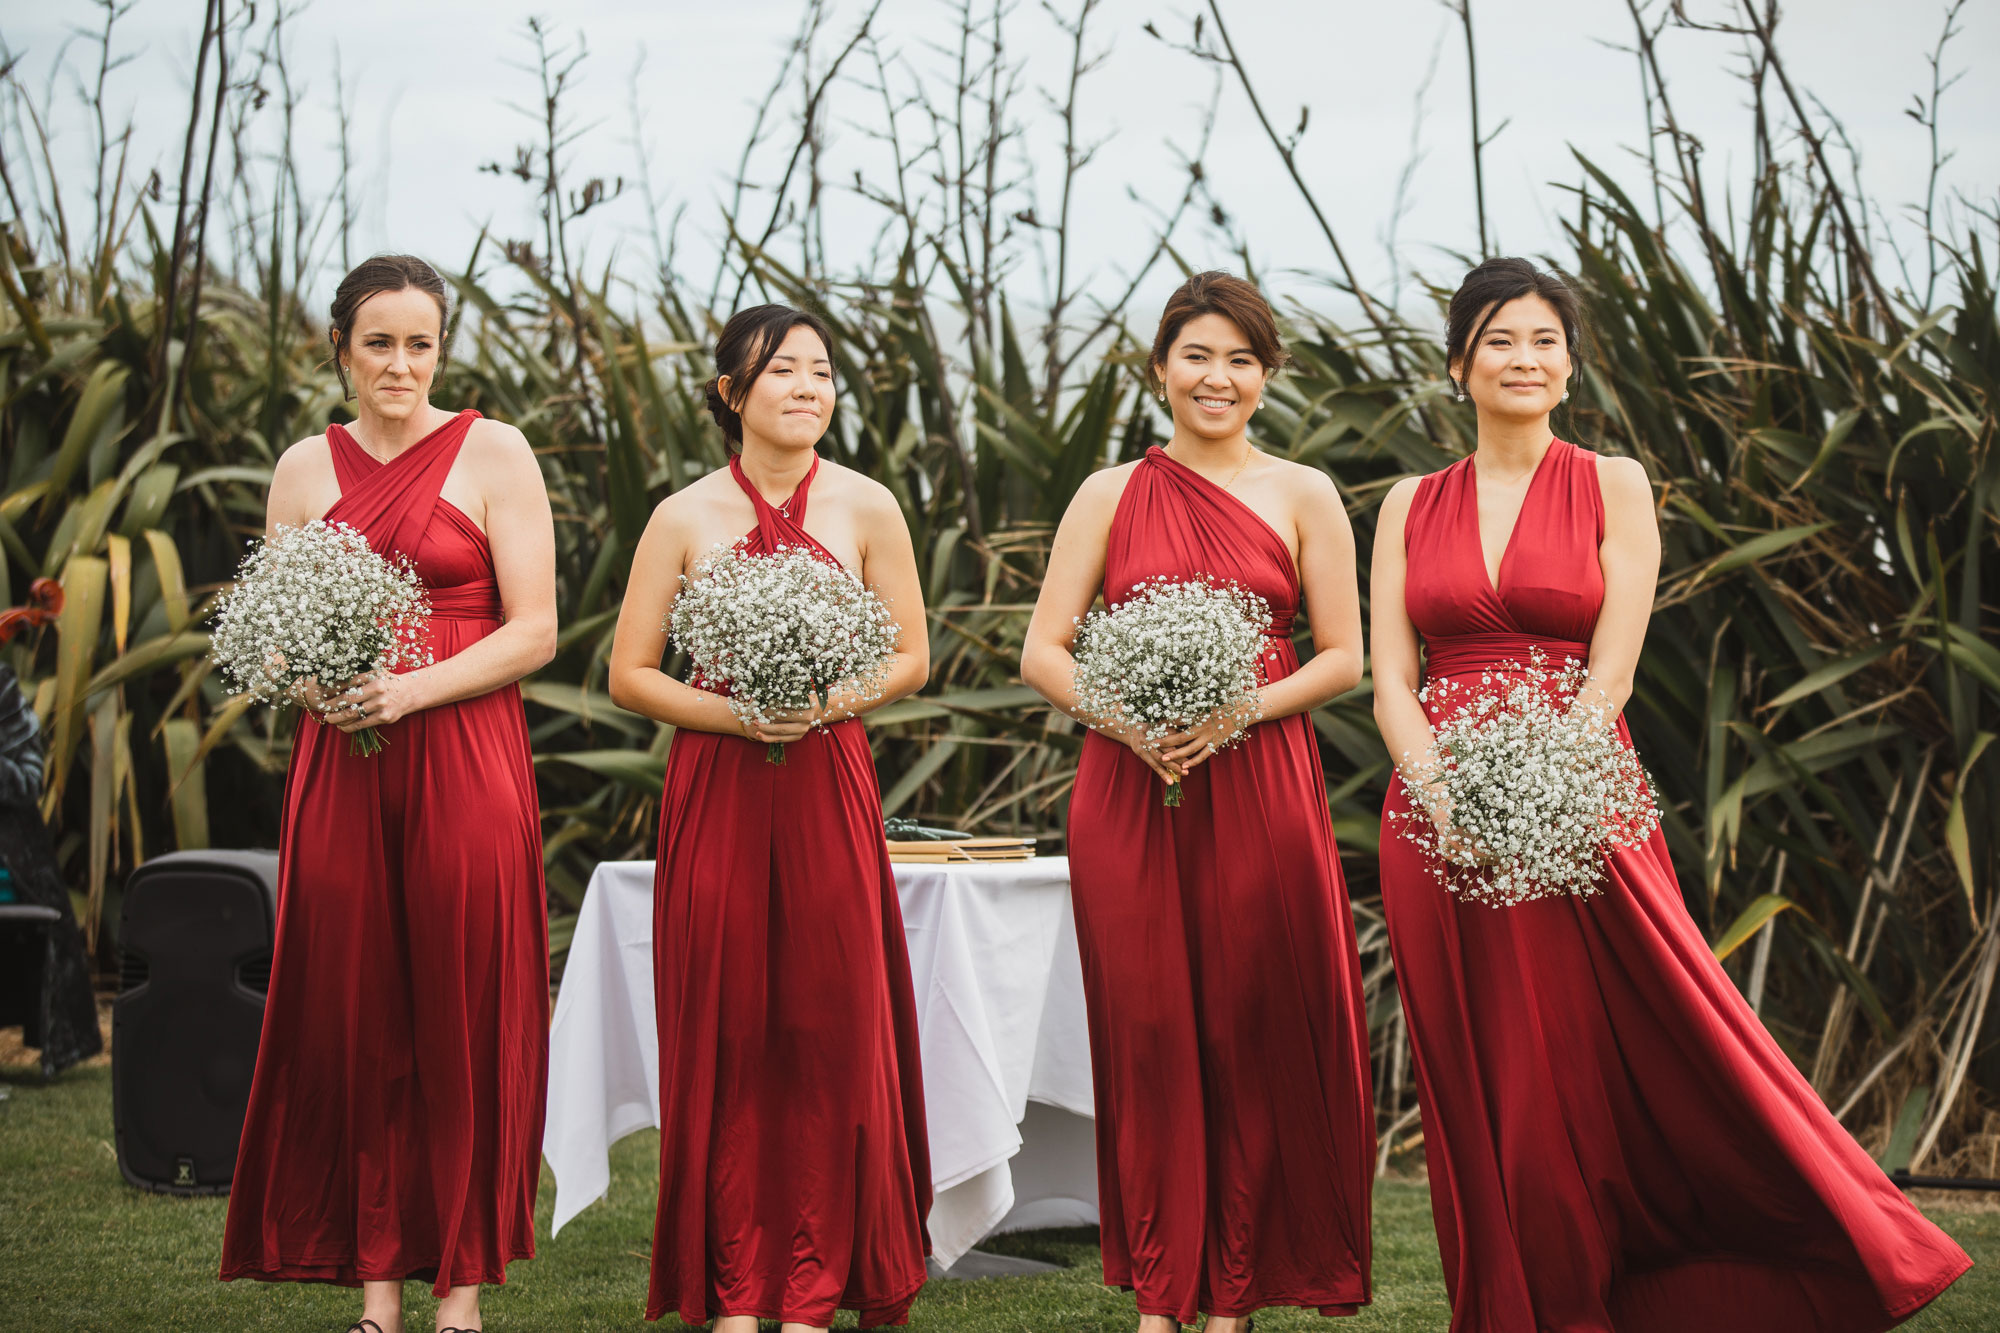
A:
[3,1063,1997,1332]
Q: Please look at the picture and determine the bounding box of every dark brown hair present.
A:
[327,254,452,398]
[704,303,836,452]
[1443,257,1584,397]
[1148,270,1289,393]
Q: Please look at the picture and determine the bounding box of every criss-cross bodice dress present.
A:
[645,454,932,1327]
[221,409,549,1295]
[1379,439,1971,1332]
[1065,447,1376,1324]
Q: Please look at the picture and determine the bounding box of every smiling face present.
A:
[721,323,835,454]
[338,286,445,422]
[1154,311,1272,442]
[1451,293,1573,423]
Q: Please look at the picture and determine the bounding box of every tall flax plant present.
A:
[2,0,1995,1173]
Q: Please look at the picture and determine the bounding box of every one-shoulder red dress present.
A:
[645,454,932,1327]
[221,410,550,1294]
[1380,439,1970,1332]
[1065,447,1376,1325]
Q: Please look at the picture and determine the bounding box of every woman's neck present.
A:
[735,437,818,506]
[1472,412,1555,480]
[349,402,453,460]
[1165,426,1253,470]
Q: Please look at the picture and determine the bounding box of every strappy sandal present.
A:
[346,1322,387,1333]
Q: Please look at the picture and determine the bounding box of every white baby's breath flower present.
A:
[208,520,433,757]
[1390,648,1661,906]
[668,542,901,763]
[1070,576,1270,807]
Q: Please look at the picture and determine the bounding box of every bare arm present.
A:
[1370,477,1439,790]
[817,482,929,720]
[263,441,328,536]
[1277,469,1366,711]
[326,424,558,731]
[1577,455,1660,717]
[1160,467,1364,773]
[606,499,766,739]
[1020,468,1180,786]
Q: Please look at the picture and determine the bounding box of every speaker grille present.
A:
[236,955,271,994]
[118,950,149,993]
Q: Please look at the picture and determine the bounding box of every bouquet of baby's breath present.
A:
[209,520,433,757]
[1390,649,1660,906]
[669,542,901,763]
[1070,576,1270,807]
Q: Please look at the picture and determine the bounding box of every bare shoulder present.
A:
[1380,474,1425,517]
[1071,459,1142,509]
[1262,454,1341,502]
[652,467,729,521]
[814,455,901,513]
[272,433,331,480]
[462,415,537,470]
[1593,452,1654,506]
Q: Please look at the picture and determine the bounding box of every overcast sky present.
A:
[6,0,1996,329]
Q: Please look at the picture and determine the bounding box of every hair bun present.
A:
[703,376,742,445]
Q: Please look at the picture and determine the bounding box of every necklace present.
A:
[345,426,392,465]
[1169,443,1255,492]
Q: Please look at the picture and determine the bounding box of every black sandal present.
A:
[346,1323,387,1333]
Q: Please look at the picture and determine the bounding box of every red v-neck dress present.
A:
[1380,439,1970,1332]
[221,410,550,1294]
[1065,447,1376,1324]
[645,454,932,1327]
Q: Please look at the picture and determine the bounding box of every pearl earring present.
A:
[1454,389,1467,403]
[1561,389,1571,403]
[1256,400,1265,411]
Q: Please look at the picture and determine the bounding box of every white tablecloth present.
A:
[543,857,1099,1268]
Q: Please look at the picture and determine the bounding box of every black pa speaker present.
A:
[112,849,279,1195]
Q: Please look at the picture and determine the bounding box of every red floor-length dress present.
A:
[220,410,550,1293]
[1381,439,1971,1333]
[1066,447,1376,1325]
[646,454,932,1327]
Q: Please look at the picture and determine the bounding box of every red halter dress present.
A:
[645,454,932,1326]
[1380,439,1970,1332]
[1065,447,1377,1324]
[221,409,549,1294]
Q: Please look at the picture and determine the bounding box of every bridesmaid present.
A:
[1373,256,1972,1332]
[220,255,557,1333]
[1022,271,1375,1331]
[607,304,933,1330]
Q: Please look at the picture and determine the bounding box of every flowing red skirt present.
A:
[1067,689,1375,1324]
[646,720,931,1326]
[220,615,549,1293]
[1381,713,1971,1333]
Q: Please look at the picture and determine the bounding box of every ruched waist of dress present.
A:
[1421,632,1589,680]
[426,580,503,621]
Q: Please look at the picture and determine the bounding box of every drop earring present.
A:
[1561,389,1571,403]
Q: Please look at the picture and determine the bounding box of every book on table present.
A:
[885,836,1039,864]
